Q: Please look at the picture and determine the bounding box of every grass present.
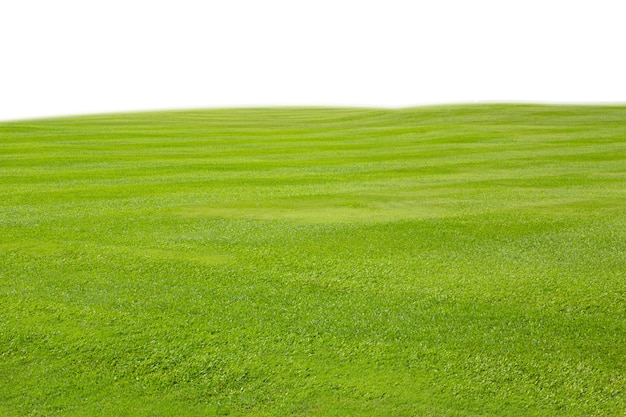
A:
[0,104,624,416]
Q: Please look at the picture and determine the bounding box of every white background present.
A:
[1,0,625,121]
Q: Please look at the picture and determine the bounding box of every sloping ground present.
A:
[1,105,624,416]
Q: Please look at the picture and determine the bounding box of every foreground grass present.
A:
[0,104,624,416]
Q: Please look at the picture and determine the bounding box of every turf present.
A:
[0,104,624,416]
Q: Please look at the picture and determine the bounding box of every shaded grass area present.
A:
[1,104,625,415]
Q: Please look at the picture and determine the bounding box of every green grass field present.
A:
[1,104,625,416]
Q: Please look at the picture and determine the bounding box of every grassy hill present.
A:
[1,105,624,416]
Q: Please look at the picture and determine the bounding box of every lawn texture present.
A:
[0,105,625,416]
